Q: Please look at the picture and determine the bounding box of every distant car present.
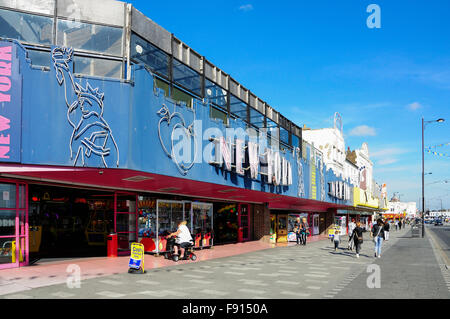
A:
[434,220,443,226]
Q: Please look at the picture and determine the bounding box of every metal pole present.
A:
[422,117,425,237]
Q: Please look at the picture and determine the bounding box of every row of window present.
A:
[0,8,301,150]
[0,8,123,56]
[131,33,300,150]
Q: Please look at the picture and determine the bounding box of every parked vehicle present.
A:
[434,219,443,226]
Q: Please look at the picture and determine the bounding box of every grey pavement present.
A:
[1,226,448,299]
[331,225,450,299]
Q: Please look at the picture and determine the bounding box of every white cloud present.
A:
[407,102,422,111]
[377,158,398,165]
[239,4,253,11]
[371,147,411,158]
[348,125,376,137]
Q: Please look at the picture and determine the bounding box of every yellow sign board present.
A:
[129,242,144,272]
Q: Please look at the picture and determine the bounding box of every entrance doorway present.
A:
[0,180,28,269]
[28,185,137,260]
[238,204,250,242]
[114,192,138,254]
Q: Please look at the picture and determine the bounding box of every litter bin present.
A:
[107,233,118,257]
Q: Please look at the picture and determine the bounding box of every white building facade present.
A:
[387,200,417,218]
[302,113,346,179]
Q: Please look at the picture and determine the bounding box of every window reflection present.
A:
[172,59,201,96]
[210,106,228,125]
[250,108,265,128]
[230,95,247,120]
[57,19,123,56]
[172,86,193,108]
[131,33,169,78]
[27,49,51,67]
[205,79,227,109]
[0,8,53,45]
[74,56,122,78]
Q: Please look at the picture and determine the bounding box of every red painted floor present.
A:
[0,236,330,295]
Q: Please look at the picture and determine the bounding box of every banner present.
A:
[0,42,22,162]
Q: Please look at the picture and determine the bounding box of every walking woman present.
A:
[351,221,364,258]
[371,219,385,258]
[300,217,309,245]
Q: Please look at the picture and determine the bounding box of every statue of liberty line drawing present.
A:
[51,47,119,168]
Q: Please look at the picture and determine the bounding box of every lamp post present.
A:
[422,117,445,237]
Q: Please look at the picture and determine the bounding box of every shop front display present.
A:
[138,198,214,253]
[269,214,276,243]
[334,215,347,235]
[287,213,308,242]
[191,202,213,248]
[213,203,238,244]
[313,214,320,235]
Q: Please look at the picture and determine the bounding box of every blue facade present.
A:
[3,40,354,207]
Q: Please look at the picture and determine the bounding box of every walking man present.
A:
[384,219,390,241]
[348,219,356,250]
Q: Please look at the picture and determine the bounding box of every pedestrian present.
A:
[333,228,340,251]
[398,219,402,230]
[294,217,301,245]
[351,221,364,258]
[300,217,309,245]
[395,219,398,231]
[371,218,385,258]
[384,219,390,241]
[348,219,356,250]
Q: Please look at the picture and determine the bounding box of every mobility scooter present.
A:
[164,236,197,262]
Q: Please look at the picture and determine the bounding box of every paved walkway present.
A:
[0,228,428,299]
[0,235,329,296]
[331,227,450,299]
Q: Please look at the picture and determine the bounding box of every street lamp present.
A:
[422,117,445,237]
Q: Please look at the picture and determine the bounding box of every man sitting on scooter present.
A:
[168,220,193,258]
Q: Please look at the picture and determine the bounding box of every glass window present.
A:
[229,95,247,121]
[280,126,290,145]
[266,118,278,138]
[210,105,227,125]
[249,108,265,128]
[27,49,51,67]
[0,8,53,45]
[172,86,193,108]
[57,19,123,56]
[74,56,122,78]
[0,183,16,209]
[205,79,227,109]
[172,59,201,96]
[154,77,170,97]
[131,33,169,78]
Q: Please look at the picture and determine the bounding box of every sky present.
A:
[129,0,450,211]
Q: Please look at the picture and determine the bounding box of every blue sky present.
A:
[129,0,450,210]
